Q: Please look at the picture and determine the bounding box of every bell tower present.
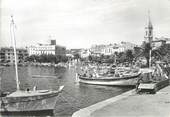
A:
[144,11,153,43]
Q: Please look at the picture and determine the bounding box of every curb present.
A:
[72,89,135,117]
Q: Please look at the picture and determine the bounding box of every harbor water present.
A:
[0,65,132,117]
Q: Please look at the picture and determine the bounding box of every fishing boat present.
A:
[77,66,141,86]
[0,16,64,114]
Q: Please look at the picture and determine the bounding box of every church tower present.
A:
[144,11,153,43]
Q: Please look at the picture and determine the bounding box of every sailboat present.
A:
[0,16,64,109]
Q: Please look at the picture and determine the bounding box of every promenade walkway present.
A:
[72,85,170,117]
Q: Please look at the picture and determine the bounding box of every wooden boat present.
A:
[78,71,141,86]
[1,86,64,104]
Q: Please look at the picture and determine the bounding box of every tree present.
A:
[74,53,80,60]
[116,52,126,63]
[26,54,68,63]
[134,42,151,67]
[26,55,39,62]
[143,42,151,67]
[163,54,170,63]
[88,55,93,61]
[134,42,170,67]
[125,50,134,63]
[133,47,142,58]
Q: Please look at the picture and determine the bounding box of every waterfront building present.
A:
[80,49,91,58]
[101,44,118,55]
[90,45,105,56]
[0,47,28,63]
[28,40,66,56]
[119,42,138,52]
[90,42,138,56]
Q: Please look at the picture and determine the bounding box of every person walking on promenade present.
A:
[136,75,143,93]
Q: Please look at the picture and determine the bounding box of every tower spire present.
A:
[148,10,152,28]
[144,11,153,43]
[144,11,153,68]
[148,10,150,21]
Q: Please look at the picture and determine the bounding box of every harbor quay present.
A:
[1,6,170,116]
[72,83,170,117]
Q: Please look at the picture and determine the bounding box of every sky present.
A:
[0,0,170,49]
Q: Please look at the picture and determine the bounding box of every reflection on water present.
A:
[1,65,132,117]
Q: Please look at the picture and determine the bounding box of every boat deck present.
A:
[7,90,52,97]
[80,72,141,80]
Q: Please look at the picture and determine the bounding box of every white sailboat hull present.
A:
[2,86,64,103]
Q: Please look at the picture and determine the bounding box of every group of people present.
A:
[135,62,170,93]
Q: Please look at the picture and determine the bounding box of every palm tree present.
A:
[125,50,134,63]
[134,42,168,67]
[152,44,168,60]
[134,42,151,67]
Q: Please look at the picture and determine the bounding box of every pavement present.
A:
[72,85,170,117]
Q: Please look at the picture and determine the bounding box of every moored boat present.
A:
[77,64,141,86]
[0,16,64,115]
[1,86,64,104]
[78,72,141,86]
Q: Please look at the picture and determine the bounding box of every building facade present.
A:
[90,42,138,56]
[101,44,118,55]
[119,42,138,52]
[90,45,106,56]
[80,49,91,58]
[28,40,66,56]
[0,47,28,63]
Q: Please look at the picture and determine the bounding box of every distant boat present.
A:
[0,16,64,114]
[0,63,10,67]
[32,74,62,79]
[17,62,28,67]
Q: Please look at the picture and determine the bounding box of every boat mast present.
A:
[114,54,116,65]
[10,15,20,91]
